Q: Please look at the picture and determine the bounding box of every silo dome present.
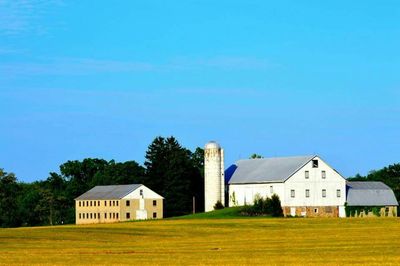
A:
[205,141,220,149]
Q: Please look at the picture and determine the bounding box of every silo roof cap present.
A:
[205,141,221,149]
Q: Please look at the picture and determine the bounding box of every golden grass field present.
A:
[1,217,400,265]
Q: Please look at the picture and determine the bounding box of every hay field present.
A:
[1,218,399,265]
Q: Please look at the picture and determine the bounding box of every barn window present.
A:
[322,189,326,198]
[337,189,341,198]
[305,189,310,198]
[153,200,157,206]
[312,160,318,168]
[126,212,130,219]
[126,200,130,207]
[153,212,157,218]
[305,171,309,179]
[321,171,326,179]
[291,190,295,198]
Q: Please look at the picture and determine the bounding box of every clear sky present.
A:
[1,1,399,182]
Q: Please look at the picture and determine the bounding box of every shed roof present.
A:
[227,155,316,184]
[75,184,142,200]
[346,181,398,206]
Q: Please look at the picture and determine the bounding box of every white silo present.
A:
[204,141,225,212]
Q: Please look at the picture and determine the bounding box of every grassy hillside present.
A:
[1,218,400,265]
[176,207,247,219]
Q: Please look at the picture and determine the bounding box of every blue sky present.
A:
[1,0,399,182]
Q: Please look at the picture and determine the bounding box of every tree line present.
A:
[0,136,204,227]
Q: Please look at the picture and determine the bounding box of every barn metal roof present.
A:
[227,155,316,184]
[75,184,142,200]
[346,181,399,206]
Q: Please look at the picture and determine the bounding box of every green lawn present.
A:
[1,216,400,265]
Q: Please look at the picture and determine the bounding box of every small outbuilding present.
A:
[75,184,164,225]
[346,181,398,217]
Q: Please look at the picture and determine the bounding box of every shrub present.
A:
[240,194,283,217]
[213,200,224,210]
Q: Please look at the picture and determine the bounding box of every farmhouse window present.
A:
[322,171,326,179]
[79,213,81,219]
[126,200,130,207]
[116,213,119,219]
[140,189,143,197]
[90,213,93,219]
[86,213,89,219]
[322,189,326,198]
[314,208,318,213]
[104,201,107,206]
[79,201,81,207]
[82,201,85,207]
[105,213,107,219]
[116,201,119,206]
[94,213,96,219]
[98,201,100,206]
[153,212,157,218]
[270,185,273,194]
[94,201,96,207]
[109,200,112,206]
[86,201,89,206]
[305,171,309,179]
[312,160,318,168]
[126,212,130,219]
[98,213,100,219]
[291,190,295,198]
[153,200,157,206]
[305,189,310,198]
[337,189,341,197]
[82,213,84,219]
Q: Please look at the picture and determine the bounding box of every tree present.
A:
[143,136,202,217]
[250,154,263,159]
[0,169,20,227]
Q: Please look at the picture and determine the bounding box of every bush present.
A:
[240,194,283,217]
[213,200,224,210]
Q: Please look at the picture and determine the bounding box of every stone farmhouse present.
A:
[204,141,398,217]
[75,184,163,225]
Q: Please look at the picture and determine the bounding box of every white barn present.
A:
[226,155,347,217]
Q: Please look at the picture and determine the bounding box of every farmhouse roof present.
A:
[227,155,316,184]
[75,184,142,200]
[346,181,399,206]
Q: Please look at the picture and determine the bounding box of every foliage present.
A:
[142,136,204,217]
[344,204,382,217]
[213,200,224,210]
[0,169,20,227]
[250,154,263,159]
[241,194,283,217]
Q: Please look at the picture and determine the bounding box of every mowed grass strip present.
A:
[0,218,399,265]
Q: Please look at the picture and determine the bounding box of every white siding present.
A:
[228,183,284,206]
[122,185,163,200]
[283,156,346,208]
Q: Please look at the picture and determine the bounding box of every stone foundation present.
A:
[283,206,339,217]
